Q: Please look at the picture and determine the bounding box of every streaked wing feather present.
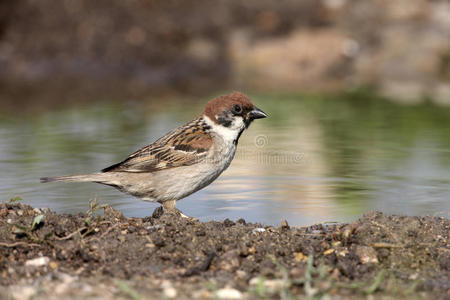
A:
[102,119,212,173]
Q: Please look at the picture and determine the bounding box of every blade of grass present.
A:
[364,269,386,294]
[116,280,141,300]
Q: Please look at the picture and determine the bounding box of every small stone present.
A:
[193,289,213,299]
[81,284,93,293]
[161,280,177,299]
[281,219,290,230]
[290,267,305,278]
[252,228,266,233]
[217,250,240,272]
[294,252,307,262]
[323,249,335,255]
[25,257,50,267]
[0,208,8,217]
[337,249,349,257]
[332,241,342,247]
[145,224,162,231]
[262,279,284,292]
[164,287,177,298]
[249,277,260,286]
[331,268,341,279]
[49,261,58,269]
[53,273,77,294]
[249,278,284,293]
[58,273,77,283]
[223,219,235,227]
[216,287,243,299]
[354,246,379,264]
[236,270,247,279]
[153,237,165,247]
[54,282,69,294]
[11,286,36,300]
[237,218,246,225]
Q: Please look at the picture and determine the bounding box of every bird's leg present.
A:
[161,200,197,220]
[162,200,176,211]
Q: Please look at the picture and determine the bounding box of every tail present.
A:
[40,173,107,183]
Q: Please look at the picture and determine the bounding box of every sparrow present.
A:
[40,92,267,213]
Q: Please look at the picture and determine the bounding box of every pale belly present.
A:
[134,145,236,203]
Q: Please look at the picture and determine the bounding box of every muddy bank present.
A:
[0,202,448,299]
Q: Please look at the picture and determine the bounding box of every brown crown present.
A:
[203,92,254,123]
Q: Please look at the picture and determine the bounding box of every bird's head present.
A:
[203,92,267,137]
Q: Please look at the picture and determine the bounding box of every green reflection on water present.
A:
[251,89,450,214]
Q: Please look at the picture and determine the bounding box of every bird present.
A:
[40,92,267,214]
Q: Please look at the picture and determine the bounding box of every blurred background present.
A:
[0,0,449,225]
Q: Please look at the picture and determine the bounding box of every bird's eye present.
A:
[232,104,242,114]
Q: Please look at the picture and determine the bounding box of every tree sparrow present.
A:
[41,92,267,212]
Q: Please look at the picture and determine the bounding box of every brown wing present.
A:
[102,119,213,173]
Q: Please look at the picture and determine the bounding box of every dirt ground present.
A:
[0,202,448,299]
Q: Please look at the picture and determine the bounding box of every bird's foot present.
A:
[152,202,198,221]
[171,208,198,221]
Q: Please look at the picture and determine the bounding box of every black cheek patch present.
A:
[217,112,233,127]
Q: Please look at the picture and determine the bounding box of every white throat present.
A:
[203,115,244,145]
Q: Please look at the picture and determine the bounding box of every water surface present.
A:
[1,92,449,226]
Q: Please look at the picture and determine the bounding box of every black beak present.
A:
[249,107,268,120]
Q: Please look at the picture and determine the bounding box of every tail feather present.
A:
[40,173,106,183]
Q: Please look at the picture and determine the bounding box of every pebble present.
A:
[163,287,177,298]
[25,257,50,267]
[294,252,307,262]
[193,289,213,298]
[145,242,155,248]
[249,277,284,292]
[354,246,379,264]
[216,287,243,299]
[337,249,349,257]
[323,249,335,255]
[11,286,36,300]
[161,280,177,299]
[54,273,77,294]
[145,224,162,231]
[252,228,266,233]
